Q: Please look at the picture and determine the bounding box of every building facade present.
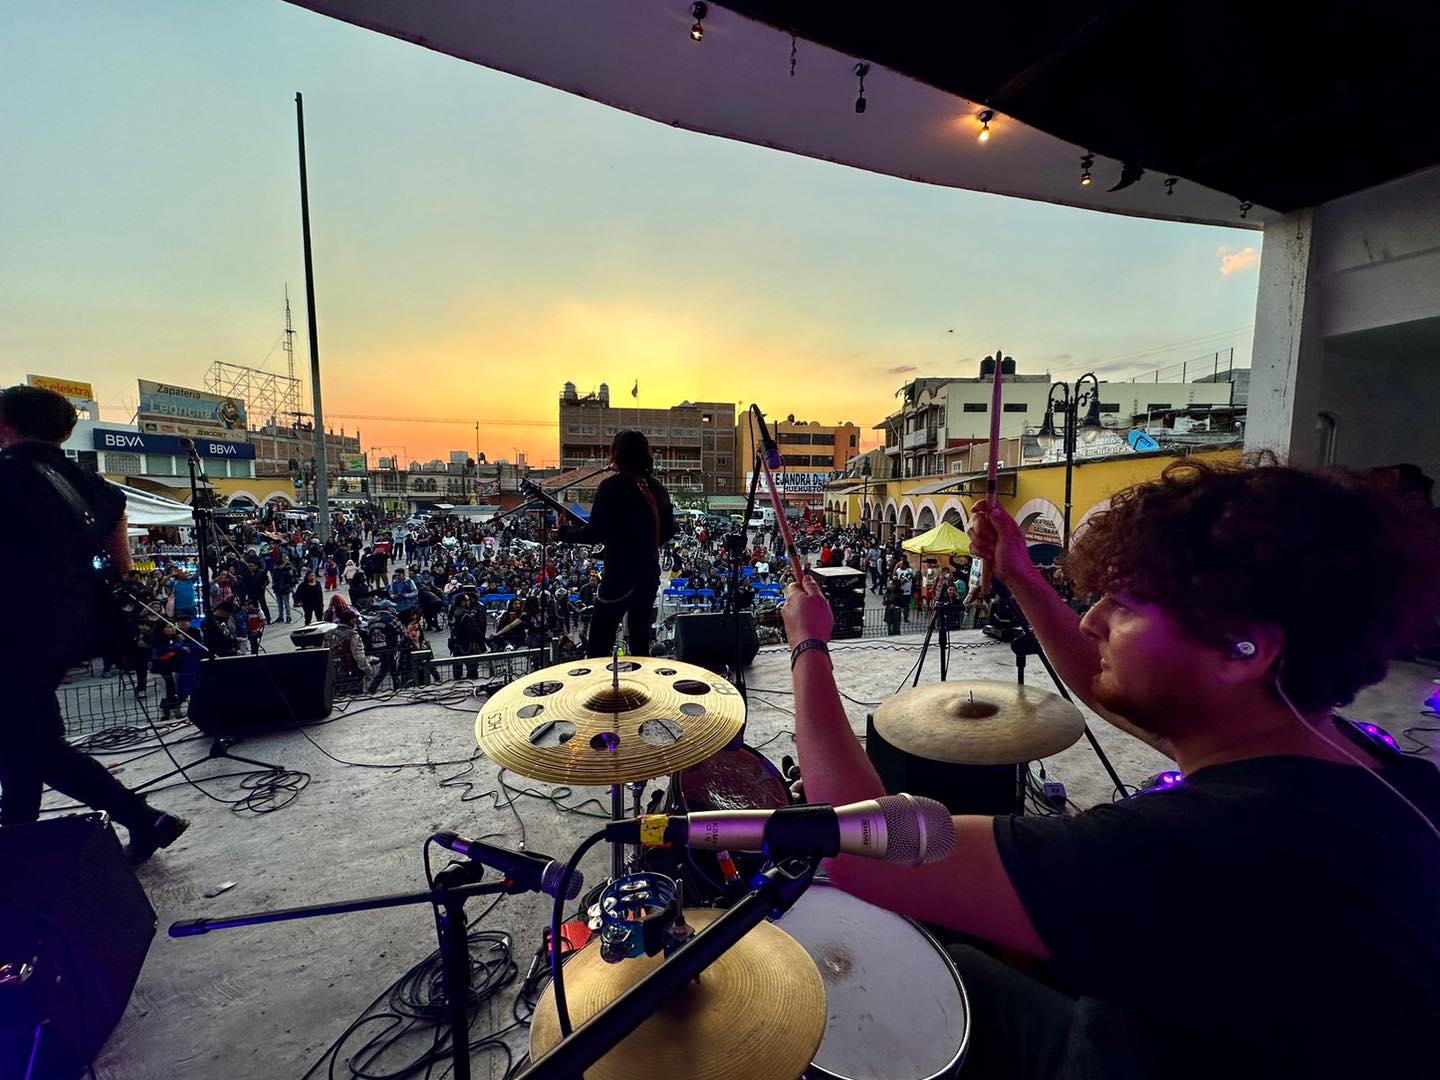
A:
[734,414,863,509]
[880,362,1237,480]
[557,382,736,499]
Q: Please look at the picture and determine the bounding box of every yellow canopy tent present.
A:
[900,521,971,556]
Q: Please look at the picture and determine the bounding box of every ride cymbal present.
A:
[476,656,746,785]
[872,679,1084,765]
[529,908,825,1080]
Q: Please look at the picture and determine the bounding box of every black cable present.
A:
[551,828,609,1037]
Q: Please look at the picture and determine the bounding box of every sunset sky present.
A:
[3,3,1261,466]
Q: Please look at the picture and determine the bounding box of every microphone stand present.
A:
[520,856,819,1080]
[183,442,215,620]
[719,453,765,715]
[169,858,511,1080]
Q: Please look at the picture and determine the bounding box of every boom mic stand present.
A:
[719,452,765,713]
[169,855,511,1080]
[180,438,215,620]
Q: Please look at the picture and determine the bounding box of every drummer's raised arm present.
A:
[783,577,1047,958]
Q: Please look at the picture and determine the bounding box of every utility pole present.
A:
[295,91,330,541]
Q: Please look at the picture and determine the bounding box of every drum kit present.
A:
[475,652,1086,1079]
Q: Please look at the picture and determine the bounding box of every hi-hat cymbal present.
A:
[476,656,746,785]
[873,679,1084,765]
[529,908,825,1080]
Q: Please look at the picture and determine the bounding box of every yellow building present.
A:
[825,445,1242,545]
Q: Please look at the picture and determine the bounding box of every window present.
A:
[1099,402,1120,414]
[1146,403,1172,413]
[1002,403,1028,413]
[105,451,143,475]
[849,434,857,447]
[717,457,728,466]
[147,454,177,476]
[962,403,987,413]
[717,476,728,488]
[77,450,99,473]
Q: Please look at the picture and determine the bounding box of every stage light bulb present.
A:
[977,123,990,143]
[691,21,703,41]
[1080,171,1092,186]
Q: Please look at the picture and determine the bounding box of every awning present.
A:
[286,1,1266,228]
[907,477,969,496]
[706,495,749,511]
[901,521,972,556]
[126,474,211,491]
[113,483,195,528]
[825,482,864,495]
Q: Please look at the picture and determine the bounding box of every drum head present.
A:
[776,883,968,1080]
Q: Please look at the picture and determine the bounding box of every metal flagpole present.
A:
[295,91,330,542]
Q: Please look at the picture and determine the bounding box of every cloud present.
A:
[885,364,918,375]
[1217,245,1259,277]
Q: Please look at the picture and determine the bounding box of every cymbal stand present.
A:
[1008,613,1128,798]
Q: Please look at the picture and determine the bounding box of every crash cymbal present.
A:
[873,679,1084,765]
[529,907,825,1080]
[476,656,746,785]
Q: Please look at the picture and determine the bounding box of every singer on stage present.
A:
[561,429,675,658]
[784,457,1440,1079]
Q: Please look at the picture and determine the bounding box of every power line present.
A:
[326,412,557,428]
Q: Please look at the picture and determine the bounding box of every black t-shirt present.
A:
[0,443,127,677]
[573,473,676,583]
[994,730,1440,1078]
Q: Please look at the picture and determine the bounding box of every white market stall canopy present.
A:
[114,483,194,528]
[285,0,1270,228]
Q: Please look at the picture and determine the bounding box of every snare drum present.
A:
[775,881,969,1080]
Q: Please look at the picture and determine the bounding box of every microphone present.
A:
[177,435,200,460]
[605,794,955,867]
[750,404,782,470]
[432,833,585,899]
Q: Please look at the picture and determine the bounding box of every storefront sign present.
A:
[28,374,95,400]
[137,379,248,441]
[93,427,255,459]
[743,470,837,495]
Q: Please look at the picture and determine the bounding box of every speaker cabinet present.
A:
[673,612,760,674]
[0,814,156,1079]
[189,648,334,735]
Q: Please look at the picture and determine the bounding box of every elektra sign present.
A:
[93,428,255,460]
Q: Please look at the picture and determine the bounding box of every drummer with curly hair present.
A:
[785,456,1440,1079]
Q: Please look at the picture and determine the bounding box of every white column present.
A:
[1244,210,1325,463]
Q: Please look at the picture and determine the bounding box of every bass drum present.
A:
[647,743,791,905]
[775,881,969,1079]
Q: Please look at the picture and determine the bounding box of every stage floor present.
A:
[50,636,1438,1079]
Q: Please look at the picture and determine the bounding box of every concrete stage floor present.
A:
[51,634,1440,1079]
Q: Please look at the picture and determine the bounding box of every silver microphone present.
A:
[608,794,956,867]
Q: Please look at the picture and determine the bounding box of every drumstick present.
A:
[980,349,1004,599]
[759,450,807,583]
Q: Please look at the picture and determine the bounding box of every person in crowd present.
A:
[365,600,404,693]
[558,429,676,657]
[242,557,272,624]
[342,557,359,585]
[397,615,431,688]
[324,591,353,624]
[388,566,419,619]
[294,570,324,626]
[489,597,536,651]
[327,609,367,687]
[171,567,199,620]
[322,554,339,591]
[204,599,241,657]
[270,557,295,623]
[883,577,905,636]
[0,385,189,862]
[348,564,373,610]
[785,457,1440,1079]
[150,616,202,711]
[448,589,488,680]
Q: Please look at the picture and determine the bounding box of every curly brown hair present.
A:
[1065,455,1440,712]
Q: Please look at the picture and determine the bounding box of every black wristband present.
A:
[790,638,831,670]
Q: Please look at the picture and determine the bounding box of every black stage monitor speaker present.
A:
[0,814,156,1079]
[674,612,760,674]
[190,649,334,736]
[810,566,867,640]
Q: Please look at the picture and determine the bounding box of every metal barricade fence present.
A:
[58,675,177,739]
